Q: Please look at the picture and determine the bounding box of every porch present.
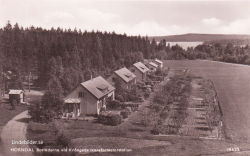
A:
[63,98,81,119]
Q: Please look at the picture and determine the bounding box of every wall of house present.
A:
[148,65,157,72]
[134,69,143,82]
[64,85,98,116]
[96,91,115,114]
[127,78,136,90]
[108,91,115,100]
[111,74,128,89]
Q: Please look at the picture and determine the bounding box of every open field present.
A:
[164,60,250,142]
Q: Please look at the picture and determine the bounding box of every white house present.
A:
[131,62,149,82]
[154,59,163,68]
[63,76,115,118]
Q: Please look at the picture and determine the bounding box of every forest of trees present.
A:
[0,22,155,94]
[1,21,250,102]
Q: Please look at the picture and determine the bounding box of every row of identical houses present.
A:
[63,59,163,118]
[6,59,163,117]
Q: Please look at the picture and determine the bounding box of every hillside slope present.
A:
[150,33,250,42]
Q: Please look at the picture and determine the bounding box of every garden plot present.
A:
[178,78,223,139]
[167,68,188,78]
[159,76,223,139]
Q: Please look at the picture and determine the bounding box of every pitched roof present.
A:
[114,67,136,83]
[133,62,149,73]
[9,89,23,94]
[148,62,158,68]
[154,59,163,64]
[81,76,115,99]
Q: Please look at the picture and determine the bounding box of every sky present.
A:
[0,0,250,36]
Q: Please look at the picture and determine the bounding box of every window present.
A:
[78,92,84,98]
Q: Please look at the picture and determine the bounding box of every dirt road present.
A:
[0,110,33,156]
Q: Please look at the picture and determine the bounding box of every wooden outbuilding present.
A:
[9,89,25,104]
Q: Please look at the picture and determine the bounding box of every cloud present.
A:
[202,17,222,26]
[101,21,191,36]
[1,0,250,35]
[218,18,250,34]
[129,21,170,36]
[78,9,119,23]
[43,11,75,25]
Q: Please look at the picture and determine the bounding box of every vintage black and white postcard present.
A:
[0,0,250,156]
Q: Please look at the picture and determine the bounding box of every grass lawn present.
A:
[71,137,170,149]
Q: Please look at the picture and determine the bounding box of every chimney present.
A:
[90,71,93,80]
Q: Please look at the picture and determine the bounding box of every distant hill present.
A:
[149,33,250,42]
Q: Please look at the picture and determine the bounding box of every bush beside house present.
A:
[98,113,122,126]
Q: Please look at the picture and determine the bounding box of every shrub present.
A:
[120,108,131,119]
[56,133,71,148]
[120,111,129,119]
[107,100,121,110]
[151,104,163,112]
[29,104,55,123]
[109,114,122,126]
[153,94,165,105]
[98,113,122,126]
[127,93,140,102]
[144,92,150,98]
[115,94,125,102]
[151,126,160,135]
[97,114,107,123]
[121,103,139,111]
[160,111,168,119]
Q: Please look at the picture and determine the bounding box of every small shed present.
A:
[9,89,24,104]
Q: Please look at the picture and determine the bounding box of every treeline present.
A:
[193,43,250,64]
[204,39,250,46]
[0,22,158,95]
[155,39,250,65]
